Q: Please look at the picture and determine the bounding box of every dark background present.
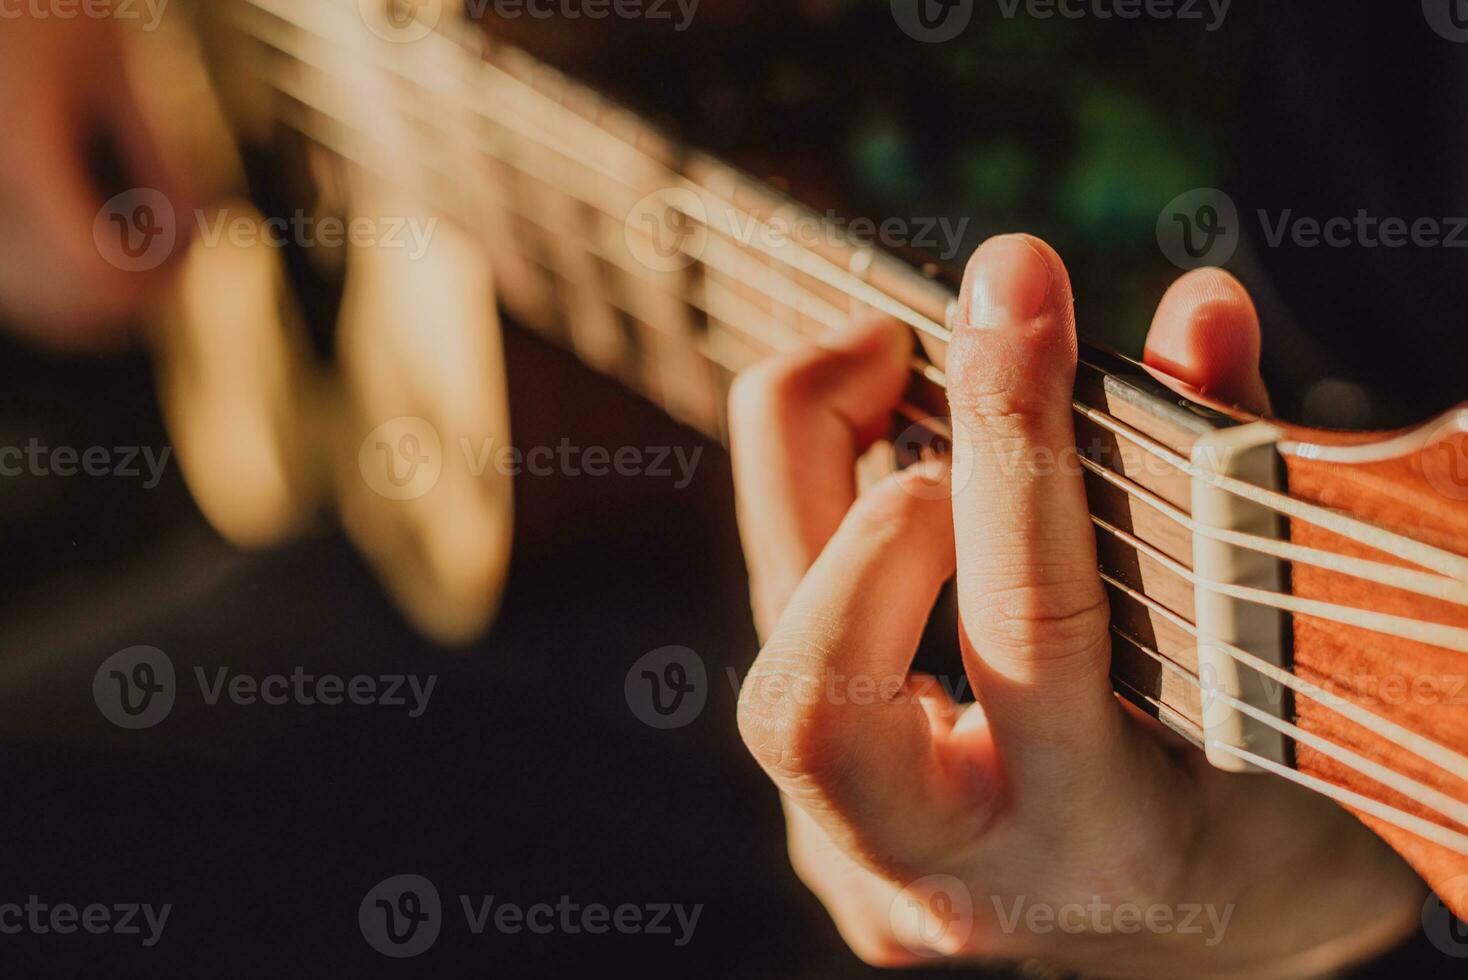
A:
[1,1,1467,976]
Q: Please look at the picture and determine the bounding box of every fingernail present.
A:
[966,236,1052,330]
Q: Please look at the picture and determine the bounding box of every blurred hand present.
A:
[729,235,1425,977]
[0,16,183,348]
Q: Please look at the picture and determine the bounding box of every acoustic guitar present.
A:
[118,0,1468,926]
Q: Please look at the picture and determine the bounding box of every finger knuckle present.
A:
[736,633,850,787]
[975,586,1111,663]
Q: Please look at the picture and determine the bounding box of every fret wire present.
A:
[1119,629,1468,829]
[1079,456,1468,607]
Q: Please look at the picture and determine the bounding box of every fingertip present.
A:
[949,233,1078,415]
[820,313,913,363]
[1144,268,1270,413]
[958,233,1073,333]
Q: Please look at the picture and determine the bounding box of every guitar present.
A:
[119,0,1468,924]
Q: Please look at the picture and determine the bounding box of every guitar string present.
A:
[1099,572,1468,780]
[1117,629,1468,841]
[1076,458,1468,606]
[1090,514,1468,653]
[1145,698,1468,856]
[233,0,1468,590]
[217,0,1468,809]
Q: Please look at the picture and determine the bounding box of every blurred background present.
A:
[0,1,1466,976]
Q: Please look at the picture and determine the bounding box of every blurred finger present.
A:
[728,317,912,635]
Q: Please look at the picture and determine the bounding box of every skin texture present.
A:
[0,18,183,348]
[729,236,1428,977]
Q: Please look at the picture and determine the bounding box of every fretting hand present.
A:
[729,234,1424,977]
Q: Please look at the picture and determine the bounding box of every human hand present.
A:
[729,234,1425,977]
[0,16,184,347]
